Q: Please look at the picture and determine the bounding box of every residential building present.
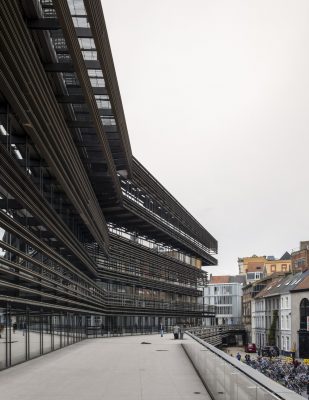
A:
[202,275,246,326]
[242,274,283,342]
[251,272,308,355]
[238,256,266,282]
[239,253,291,284]
[264,252,291,275]
[291,241,309,273]
[291,271,309,358]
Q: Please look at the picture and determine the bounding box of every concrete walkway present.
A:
[0,333,211,400]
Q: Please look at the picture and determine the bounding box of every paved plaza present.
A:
[0,333,211,400]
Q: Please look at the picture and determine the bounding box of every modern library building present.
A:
[0,0,217,369]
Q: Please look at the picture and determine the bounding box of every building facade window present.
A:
[300,298,309,330]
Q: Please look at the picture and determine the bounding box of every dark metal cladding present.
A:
[0,0,217,369]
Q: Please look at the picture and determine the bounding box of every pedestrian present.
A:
[22,321,27,336]
[160,323,164,337]
[12,322,17,334]
[236,352,241,361]
[173,324,180,340]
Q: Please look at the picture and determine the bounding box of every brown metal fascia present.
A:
[0,146,100,277]
[0,280,106,313]
[0,209,100,287]
[0,1,110,255]
[84,0,133,178]
[53,0,123,202]
[0,242,102,300]
[0,261,107,310]
[0,295,106,315]
[132,158,218,252]
[122,197,217,265]
[110,233,207,275]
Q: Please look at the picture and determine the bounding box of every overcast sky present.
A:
[102,0,309,275]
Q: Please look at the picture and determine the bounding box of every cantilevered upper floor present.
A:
[0,0,217,270]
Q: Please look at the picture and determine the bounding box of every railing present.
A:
[187,324,245,346]
[106,294,216,315]
[183,331,304,400]
[189,324,245,337]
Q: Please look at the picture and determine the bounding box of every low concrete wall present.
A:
[183,332,304,400]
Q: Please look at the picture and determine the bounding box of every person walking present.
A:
[160,323,164,337]
[173,325,180,340]
[22,321,27,336]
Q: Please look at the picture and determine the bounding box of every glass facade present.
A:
[0,305,87,371]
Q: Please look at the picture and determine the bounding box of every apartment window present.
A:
[286,315,289,330]
[300,298,309,330]
[285,297,288,308]
[281,315,284,329]
[282,336,285,350]
[286,336,290,351]
[256,272,263,280]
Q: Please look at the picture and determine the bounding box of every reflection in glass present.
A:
[68,0,87,16]
[78,38,95,50]
[10,313,27,366]
[82,50,97,61]
[42,315,52,354]
[0,308,6,370]
[29,315,41,359]
[72,17,89,28]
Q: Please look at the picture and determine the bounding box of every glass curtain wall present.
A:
[0,304,87,371]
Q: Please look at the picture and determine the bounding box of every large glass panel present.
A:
[29,314,41,359]
[95,95,111,109]
[102,118,116,126]
[53,315,61,350]
[72,17,89,28]
[82,50,97,61]
[68,0,87,16]
[78,38,95,50]
[42,315,52,354]
[10,312,27,366]
[0,307,7,370]
[90,77,105,87]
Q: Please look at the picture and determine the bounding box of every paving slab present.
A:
[0,333,211,400]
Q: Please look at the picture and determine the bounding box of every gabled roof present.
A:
[255,272,308,298]
[255,277,284,298]
[291,270,309,292]
[280,251,291,260]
